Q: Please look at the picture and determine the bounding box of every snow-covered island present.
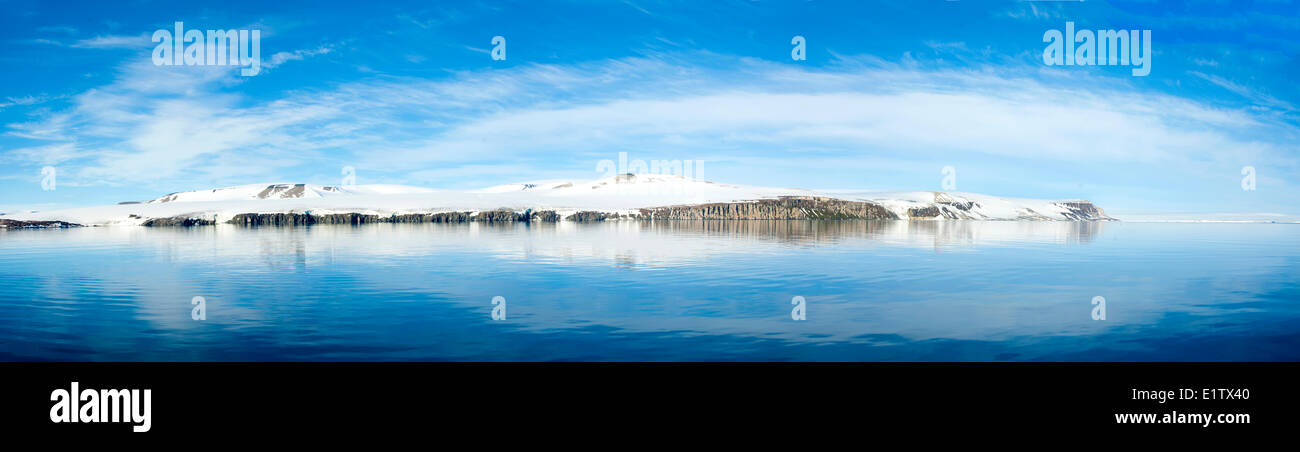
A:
[0,174,1114,228]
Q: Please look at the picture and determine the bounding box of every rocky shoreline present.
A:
[0,175,1125,228]
[117,196,1109,227]
[0,219,84,229]
[146,197,905,227]
[2,196,1115,229]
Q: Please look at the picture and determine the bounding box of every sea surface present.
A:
[1,221,1297,361]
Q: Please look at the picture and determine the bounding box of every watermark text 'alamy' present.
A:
[1043,22,1150,76]
[153,21,260,76]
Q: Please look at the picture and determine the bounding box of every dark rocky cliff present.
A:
[0,219,83,228]
[212,197,898,226]
[141,216,216,227]
[634,196,897,220]
[1055,201,1113,221]
[221,209,563,226]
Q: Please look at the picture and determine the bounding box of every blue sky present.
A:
[1,0,1297,217]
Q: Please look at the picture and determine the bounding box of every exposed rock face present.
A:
[907,194,979,219]
[428,212,473,223]
[907,206,950,219]
[530,210,560,222]
[0,219,82,228]
[387,213,430,223]
[256,184,304,199]
[903,196,1113,221]
[380,212,477,223]
[312,213,382,225]
[230,213,316,226]
[474,209,529,222]
[636,197,897,220]
[937,200,977,211]
[567,211,620,222]
[142,216,215,227]
[933,193,977,211]
[1056,201,1113,221]
[223,209,564,226]
[212,198,900,227]
[227,212,391,226]
[151,193,182,203]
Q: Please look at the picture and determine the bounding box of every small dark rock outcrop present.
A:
[907,206,945,219]
[567,211,619,222]
[255,184,305,199]
[142,216,215,227]
[937,200,977,211]
[530,210,560,222]
[0,219,83,229]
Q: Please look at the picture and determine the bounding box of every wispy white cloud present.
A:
[29,33,150,49]
[265,45,336,70]
[1003,3,1066,21]
[1189,70,1296,113]
[5,142,83,166]
[70,33,150,49]
[622,0,653,17]
[0,95,53,110]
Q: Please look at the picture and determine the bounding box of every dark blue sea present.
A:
[2,221,1297,361]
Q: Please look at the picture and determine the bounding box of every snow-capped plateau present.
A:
[0,174,1114,227]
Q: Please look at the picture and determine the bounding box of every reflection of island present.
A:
[8,219,1111,267]
[1,220,1109,276]
[0,219,1131,359]
[641,219,1105,248]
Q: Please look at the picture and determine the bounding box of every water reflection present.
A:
[1,221,1297,361]
[0,220,1110,270]
[631,219,1105,247]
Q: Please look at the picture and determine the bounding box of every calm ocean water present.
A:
[1,221,1297,361]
